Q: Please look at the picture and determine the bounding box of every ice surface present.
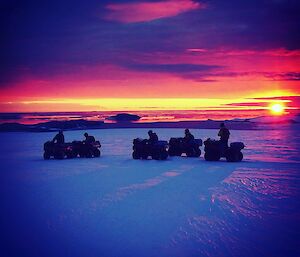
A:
[1,128,300,257]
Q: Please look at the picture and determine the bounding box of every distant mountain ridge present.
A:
[0,113,299,132]
[247,115,300,124]
[0,119,104,132]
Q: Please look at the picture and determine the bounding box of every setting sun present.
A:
[270,103,284,115]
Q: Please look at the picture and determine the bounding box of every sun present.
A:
[270,103,284,115]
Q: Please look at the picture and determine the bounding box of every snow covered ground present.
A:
[1,127,300,257]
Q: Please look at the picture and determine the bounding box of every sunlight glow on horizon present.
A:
[0,97,294,112]
[270,103,285,115]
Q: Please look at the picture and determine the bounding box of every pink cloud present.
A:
[186,48,300,57]
[104,0,203,23]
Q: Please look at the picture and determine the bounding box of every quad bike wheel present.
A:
[85,150,93,158]
[168,148,178,156]
[159,151,168,160]
[54,151,64,160]
[93,148,101,157]
[186,148,201,157]
[238,152,243,161]
[71,151,78,158]
[152,152,160,160]
[195,149,201,157]
[225,149,243,162]
[66,151,76,159]
[141,151,148,160]
[43,152,50,160]
[152,150,168,160]
[132,151,140,159]
[204,151,221,161]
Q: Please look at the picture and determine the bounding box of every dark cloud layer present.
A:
[264,72,300,81]
[1,0,300,85]
[227,96,300,109]
[122,63,221,73]
[196,71,300,81]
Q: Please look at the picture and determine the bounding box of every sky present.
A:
[0,0,300,115]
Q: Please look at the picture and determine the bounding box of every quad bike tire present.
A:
[168,148,178,156]
[79,151,86,158]
[195,149,201,157]
[43,152,51,160]
[152,150,168,160]
[85,150,93,158]
[159,151,168,160]
[186,148,201,158]
[238,152,243,161]
[132,151,140,159]
[204,151,221,161]
[93,148,101,157]
[226,149,243,162]
[141,152,148,160]
[71,151,78,158]
[66,151,76,159]
[54,151,65,160]
[152,152,160,160]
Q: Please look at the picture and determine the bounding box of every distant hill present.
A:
[106,113,141,122]
[0,113,299,132]
[248,115,299,124]
[0,119,104,132]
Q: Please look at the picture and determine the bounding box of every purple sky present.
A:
[0,0,299,112]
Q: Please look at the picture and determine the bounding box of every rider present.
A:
[84,132,96,144]
[218,122,230,148]
[52,130,65,144]
[183,129,194,144]
[147,130,158,144]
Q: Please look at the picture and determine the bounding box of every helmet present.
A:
[148,130,153,135]
[84,132,88,137]
[185,128,189,133]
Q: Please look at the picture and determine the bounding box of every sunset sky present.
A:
[1,0,299,114]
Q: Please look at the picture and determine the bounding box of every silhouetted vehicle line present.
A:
[204,138,244,162]
[43,140,101,160]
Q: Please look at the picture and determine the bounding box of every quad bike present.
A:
[204,138,245,162]
[43,141,74,160]
[168,137,202,157]
[132,138,168,160]
[43,140,101,159]
[71,140,101,158]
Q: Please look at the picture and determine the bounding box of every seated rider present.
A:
[218,122,230,148]
[148,130,158,144]
[183,129,194,144]
[84,132,96,144]
[52,130,65,144]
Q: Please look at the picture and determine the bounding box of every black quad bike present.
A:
[132,138,168,160]
[43,140,101,159]
[43,141,74,160]
[203,138,245,162]
[71,140,101,158]
[168,137,202,157]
